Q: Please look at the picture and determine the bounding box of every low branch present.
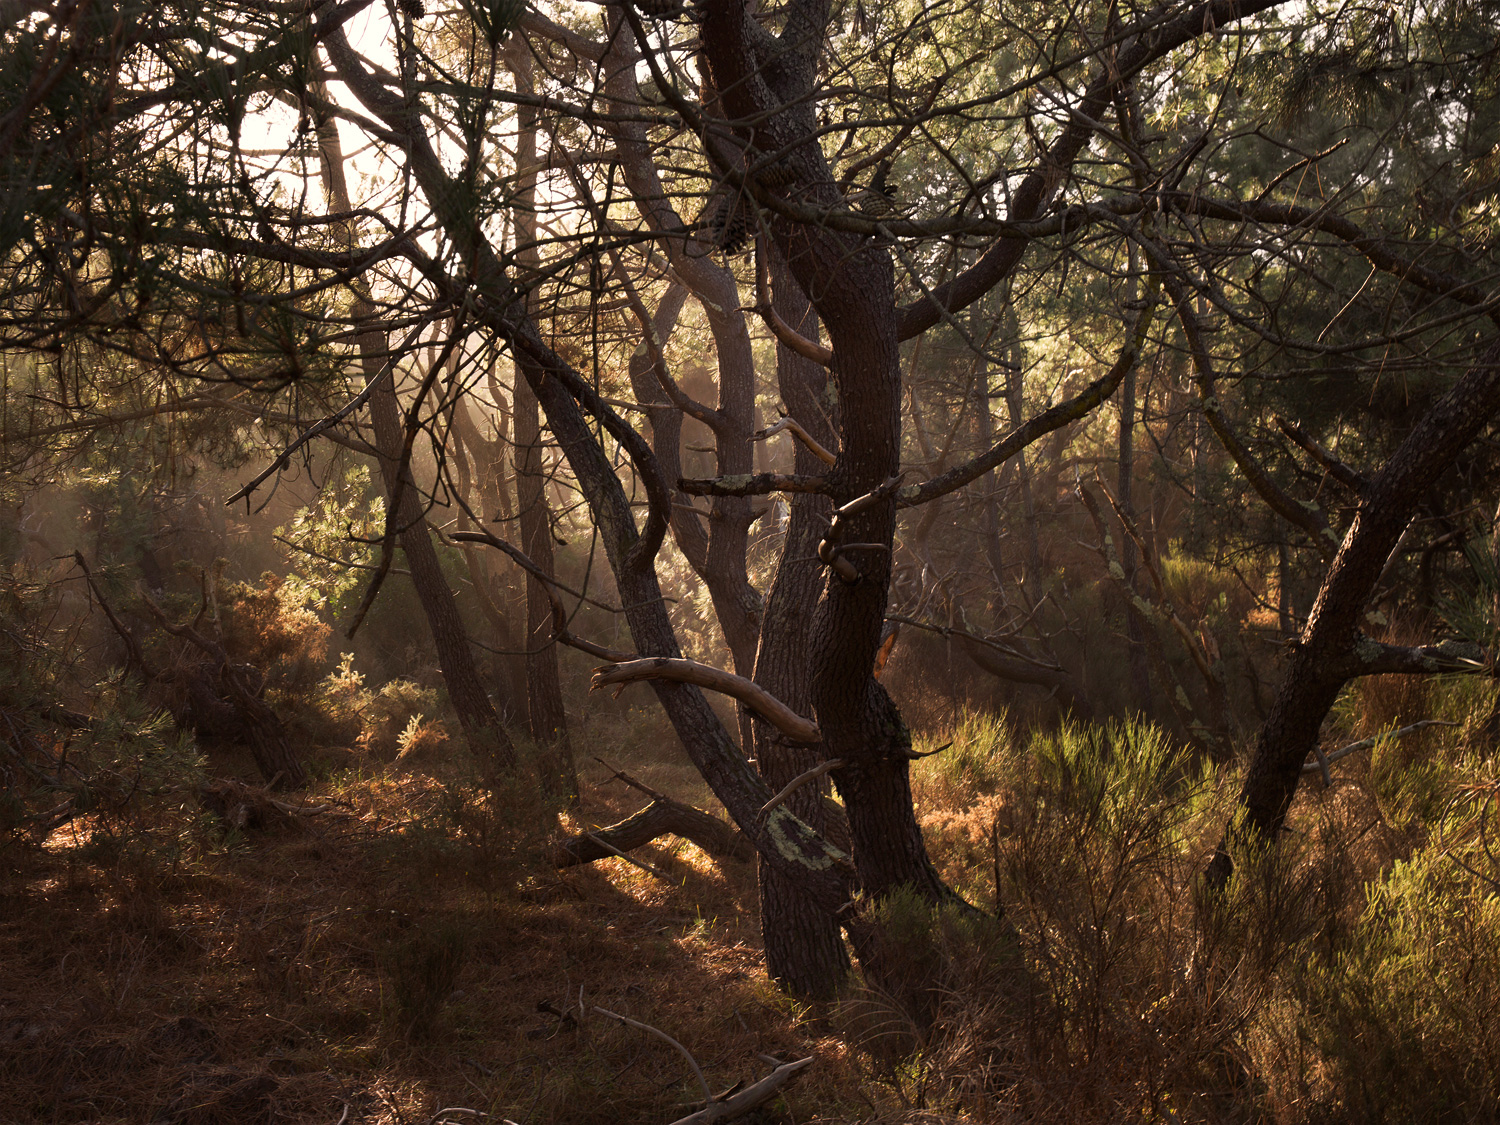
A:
[591,658,820,743]
[553,797,755,868]
[1327,637,1487,679]
[225,313,440,507]
[1301,719,1459,780]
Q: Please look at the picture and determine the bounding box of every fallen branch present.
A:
[594,1008,712,1105]
[667,1056,815,1125]
[581,830,672,881]
[591,657,820,743]
[1301,719,1460,782]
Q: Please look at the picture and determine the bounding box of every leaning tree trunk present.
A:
[700,0,955,926]
[312,81,515,777]
[1207,337,1500,886]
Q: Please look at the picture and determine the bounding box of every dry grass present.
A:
[0,714,869,1125]
[6,674,1500,1125]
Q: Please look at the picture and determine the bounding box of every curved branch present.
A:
[1158,268,1340,560]
[591,657,821,743]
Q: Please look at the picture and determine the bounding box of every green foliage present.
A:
[362,679,440,760]
[1303,827,1500,1122]
[276,461,383,618]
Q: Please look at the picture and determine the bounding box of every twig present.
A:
[227,315,439,507]
[759,759,844,818]
[594,1007,712,1106]
[594,757,669,802]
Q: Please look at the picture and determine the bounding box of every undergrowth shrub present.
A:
[386,920,470,1041]
[362,679,440,760]
[1299,789,1500,1123]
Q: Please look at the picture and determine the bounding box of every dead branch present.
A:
[72,552,150,678]
[759,758,844,819]
[594,1008,713,1105]
[1302,719,1459,781]
[752,413,837,467]
[591,657,820,743]
[747,244,835,367]
[1275,415,1369,494]
[580,829,672,880]
[667,1056,815,1125]
[553,794,756,868]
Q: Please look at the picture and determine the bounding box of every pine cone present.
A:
[757,161,798,190]
[398,0,425,18]
[709,194,751,255]
[853,188,897,217]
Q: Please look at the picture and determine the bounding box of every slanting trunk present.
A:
[1208,338,1500,886]
[602,28,763,680]
[312,86,514,776]
[324,23,857,921]
[753,248,850,998]
[510,58,576,800]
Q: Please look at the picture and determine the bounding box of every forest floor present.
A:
[0,704,893,1125]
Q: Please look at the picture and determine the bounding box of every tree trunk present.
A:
[1207,337,1500,886]
[510,57,577,800]
[312,80,515,777]
[1117,263,1152,714]
[753,247,850,998]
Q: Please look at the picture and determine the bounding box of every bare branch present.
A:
[759,758,844,819]
[1302,720,1460,780]
[591,657,821,743]
[1275,415,1368,494]
[666,1056,815,1125]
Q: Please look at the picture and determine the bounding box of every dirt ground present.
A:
[0,711,876,1125]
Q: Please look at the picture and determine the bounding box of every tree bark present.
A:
[509,52,577,800]
[752,247,850,998]
[698,4,955,924]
